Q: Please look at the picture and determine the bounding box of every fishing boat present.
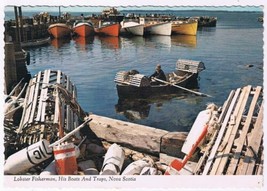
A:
[114,59,206,99]
[120,21,144,36]
[94,21,121,37]
[140,18,172,36]
[193,16,217,27]
[171,19,198,36]
[48,23,71,39]
[72,21,95,37]
[20,37,51,48]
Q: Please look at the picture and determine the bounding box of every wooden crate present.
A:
[17,70,80,145]
[194,85,263,175]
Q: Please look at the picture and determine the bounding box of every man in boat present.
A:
[149,64,166,85]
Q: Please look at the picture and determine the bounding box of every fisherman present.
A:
[149,64,166,85]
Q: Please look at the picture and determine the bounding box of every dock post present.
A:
[4,42,18,94]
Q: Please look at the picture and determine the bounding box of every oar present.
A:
[152,77,212,97]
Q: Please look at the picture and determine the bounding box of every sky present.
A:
[3,5,263,13]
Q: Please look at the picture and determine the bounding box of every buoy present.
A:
[78,160,99,175]
[100,143,125,175]
[40,160,57,175]
[4,139,53,175]
[164,109,211,175]
[121,159,152,175]
[53,142,78,175]
[140,167,158,175]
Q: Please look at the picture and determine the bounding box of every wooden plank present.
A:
[66,75,71,131]
[61,72,66,130]
[238,103,263,175]
[17,78,33,133]
[194,90,236,174]
[36,70,47,121]
[29,71,42,124]
[53,70,61,124]
[226,86,262,175]
[212,85,251,175]
[21,74,37,128]
[202,88,241,175]
[41,69,51,122]
[89,114,182,156]
[160,132,188,159]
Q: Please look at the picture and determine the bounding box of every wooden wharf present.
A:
[194,85,263,175]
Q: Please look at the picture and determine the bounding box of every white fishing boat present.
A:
[120,21,144,36]
[140,18,172,36]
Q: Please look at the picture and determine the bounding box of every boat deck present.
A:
[194,85,263,175]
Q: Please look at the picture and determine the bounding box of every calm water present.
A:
[25,10,263,132]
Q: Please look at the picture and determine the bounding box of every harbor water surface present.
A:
[25,10,263,132]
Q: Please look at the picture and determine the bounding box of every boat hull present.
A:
[73,23,94,37]
[116,73,199,99]
[172,21,198,36]
[121,22,144,36]
[48,23,71,39]
[144,22,172,36]
[95,23,121,37]
[21,37,51,48]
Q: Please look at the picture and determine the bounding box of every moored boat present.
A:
[73,21,95,37]
[48,23,71,39]
[114,59,205,99]
[120,21,144,36]
[193,16,217,27]
[20,37,51,48]
[172,19,198,36]
[94,21,121,37]
[140,18,172,36]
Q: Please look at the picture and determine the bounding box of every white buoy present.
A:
[121,159,152,175]
[78,160,99,175]
[100,143,125,175]
[4,139,53,175]
[140,167,158,175]
[40,160,57,175]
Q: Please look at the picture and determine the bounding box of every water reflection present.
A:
[115,99,151,121]
[50,38,71,49]
[171,35,197,48]
[120,36,145,48]
[73,36,94,51]
[97,36,121,49]
[144,36,171,48]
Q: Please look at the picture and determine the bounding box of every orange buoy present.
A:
[53,142,78,175]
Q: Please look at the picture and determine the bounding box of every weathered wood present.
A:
[29,71,41,124]
[160,132,188,159]
[211,85,251,175]
[238,103,263,175]
[202,88,241,175]
[194,90,235,174]
[89,114,186,157]
[226,86,262,175]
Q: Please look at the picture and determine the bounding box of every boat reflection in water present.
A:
[115,99,151,121]
[97,36,121,49]
[73,36,94,51]
[171,35,197,48]
[50,38,71,49]
[144,35,171,48]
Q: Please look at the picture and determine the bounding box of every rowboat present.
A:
[114,59,205,99]
[72,21,94,37]
[120,21,144,36]
[171,19,198,36]
[20,37,51,48]
[140,18,172,36]
[48,23,71,39]
[94,21,121,37]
